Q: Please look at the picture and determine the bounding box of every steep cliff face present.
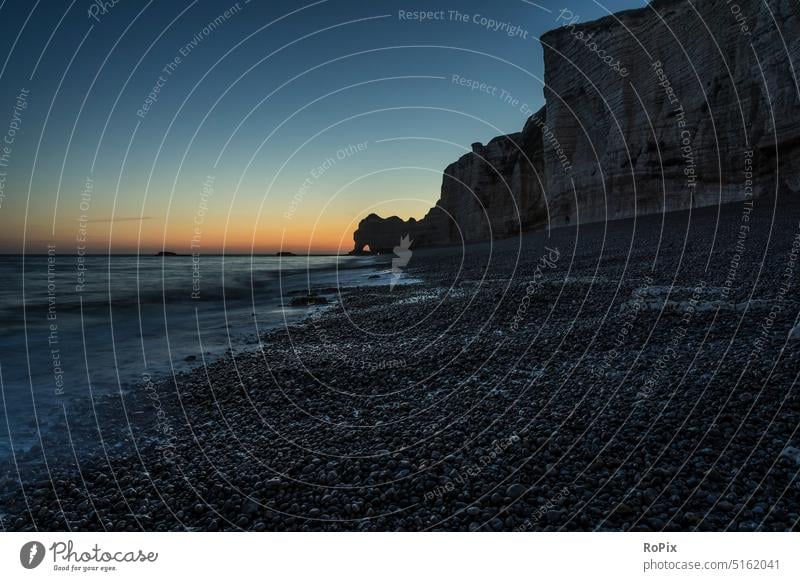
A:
[351,110,548,253]
[541,0,800,225]
[352,0,800,252]
[438,114,549,242]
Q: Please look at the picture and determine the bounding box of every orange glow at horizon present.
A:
[15,204,430,255]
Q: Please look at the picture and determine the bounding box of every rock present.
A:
[647,517,666,530]
[780,446,800,465]
[546,510,563,525]
[289,295,329,307]
[352,0,800,247]
[617,503,634,516]
[506,484,526,499]
[352,214,419,254]
[351,122,547,253]
[540,0,798,225]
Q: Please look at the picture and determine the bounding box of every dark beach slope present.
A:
[3,194,800,531]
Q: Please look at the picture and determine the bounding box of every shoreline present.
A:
[2,196,800,531]
[0,255,392,466]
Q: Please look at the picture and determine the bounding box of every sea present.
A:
[0,253,389,462]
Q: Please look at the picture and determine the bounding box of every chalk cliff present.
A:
[352,112,548,253]
[352,0,800,252]
[541,0,800,225]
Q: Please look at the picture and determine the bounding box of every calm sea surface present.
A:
[0,254,384,459]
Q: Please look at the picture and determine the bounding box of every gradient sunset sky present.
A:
[0,0,634,254]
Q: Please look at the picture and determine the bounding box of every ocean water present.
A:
[0,253,384,459]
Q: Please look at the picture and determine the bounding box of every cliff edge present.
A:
[352,0,800,253]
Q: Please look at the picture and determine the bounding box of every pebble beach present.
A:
[2,195,800,532]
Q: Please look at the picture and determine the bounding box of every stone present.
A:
[780,446,800,465]
[506,483,527,498]
[289,295,329,307]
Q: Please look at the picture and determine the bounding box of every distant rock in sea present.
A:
[352,0,800,253]
[156,251,179,256]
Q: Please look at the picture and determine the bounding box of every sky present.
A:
[0,0,637,254]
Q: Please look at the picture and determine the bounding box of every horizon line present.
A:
[0,252,354,257]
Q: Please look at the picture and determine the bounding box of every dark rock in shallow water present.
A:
[286,287,339,297]
[289,295,329,307]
